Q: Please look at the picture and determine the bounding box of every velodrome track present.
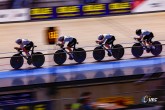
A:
[0,12,165,87]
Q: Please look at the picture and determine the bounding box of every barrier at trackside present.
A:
[0,8,30,22]
[30,2,131,20]
[0,1,165,23]
[29,0,165,21]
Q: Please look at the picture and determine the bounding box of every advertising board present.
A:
[132,0,165,13]
[0,8,29,22]
[30,7,55,20]
[0,101,52,110]
[30,2,131,20]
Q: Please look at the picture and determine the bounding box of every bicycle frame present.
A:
[59,43,77,55]
[98,43,112,53]
[17,46,36,60]
[134,39,148,50]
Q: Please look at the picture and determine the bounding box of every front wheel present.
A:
[93,46,105,61]
[54,50,67,65]
[131,43,143,58]
[32,52,45,68]
[73,48,86,63]
[151,41,162,56]
[112,44,124,60]
[10,54,24,69]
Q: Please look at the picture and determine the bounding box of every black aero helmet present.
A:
[136,29,142,36]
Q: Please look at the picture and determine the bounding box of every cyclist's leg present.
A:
[24,42,34,58]
[148,33,154,45]
[143,36,148,47]
[67,38,77,59]
[110,36,115,48]
[67,38,77,50]
[105,39,112,56]
[148,33,154,49]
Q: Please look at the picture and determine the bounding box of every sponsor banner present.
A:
[97,96,134,105]
[0,8,29,22]
[132,0,145,10]
[108,2,131,14]
[132,0,165,13]
[82,4,107,16]
[30,2,131,20]
[55,5,81,18]
[31,7,55,20]
[0,101,52,110]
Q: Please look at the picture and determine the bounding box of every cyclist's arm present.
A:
[134,36,142,41]
[14,47,21,50]
[96,39,104,43]
[22,47,30,57]
[57,41,64,45]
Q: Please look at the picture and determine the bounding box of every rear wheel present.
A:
[10,54,24,69]
[112,44,124,60]
[131,43,143,58]
[54,50,67,65]
[93,46,105,61]
[32,52,45,68]
[73,48,86,63]
[151,41,162,56]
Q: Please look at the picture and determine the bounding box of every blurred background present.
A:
[0,0,165,110]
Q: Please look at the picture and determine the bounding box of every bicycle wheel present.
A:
[10,54,24,69]
[93,46,105,61]
[131,43,143,58]
[54,50,67,65]
[151,41,162,56]
[32,52,45,68]
[112,44,124,60]
[73,48,86,63]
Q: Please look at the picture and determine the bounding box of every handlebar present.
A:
[14,45,37,53]
[96,41,105,46]
[56,43,77,49]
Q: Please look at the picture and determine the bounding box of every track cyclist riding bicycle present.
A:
[14,38,34,61]
[135,29,155,52]
[96,34,116,56]
[57,36,77,60]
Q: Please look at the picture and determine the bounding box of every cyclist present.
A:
[14,38,34,61]
[96,34,116,56]
[135,29,154,51]
[57,36,77,60]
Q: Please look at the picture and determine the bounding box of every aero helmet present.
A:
[15,38,22,44]
[136,29,142,36]
[98,34,104,40]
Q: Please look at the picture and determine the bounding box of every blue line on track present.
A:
[0,57,165,79]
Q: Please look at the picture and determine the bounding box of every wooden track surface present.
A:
[0,12,165,70]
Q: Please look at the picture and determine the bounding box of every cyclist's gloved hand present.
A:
[134,38,137,40]
[14,47,21,51]
[134,38,141,42]
[96,41,99,44]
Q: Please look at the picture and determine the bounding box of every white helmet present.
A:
[15,38,22,44]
